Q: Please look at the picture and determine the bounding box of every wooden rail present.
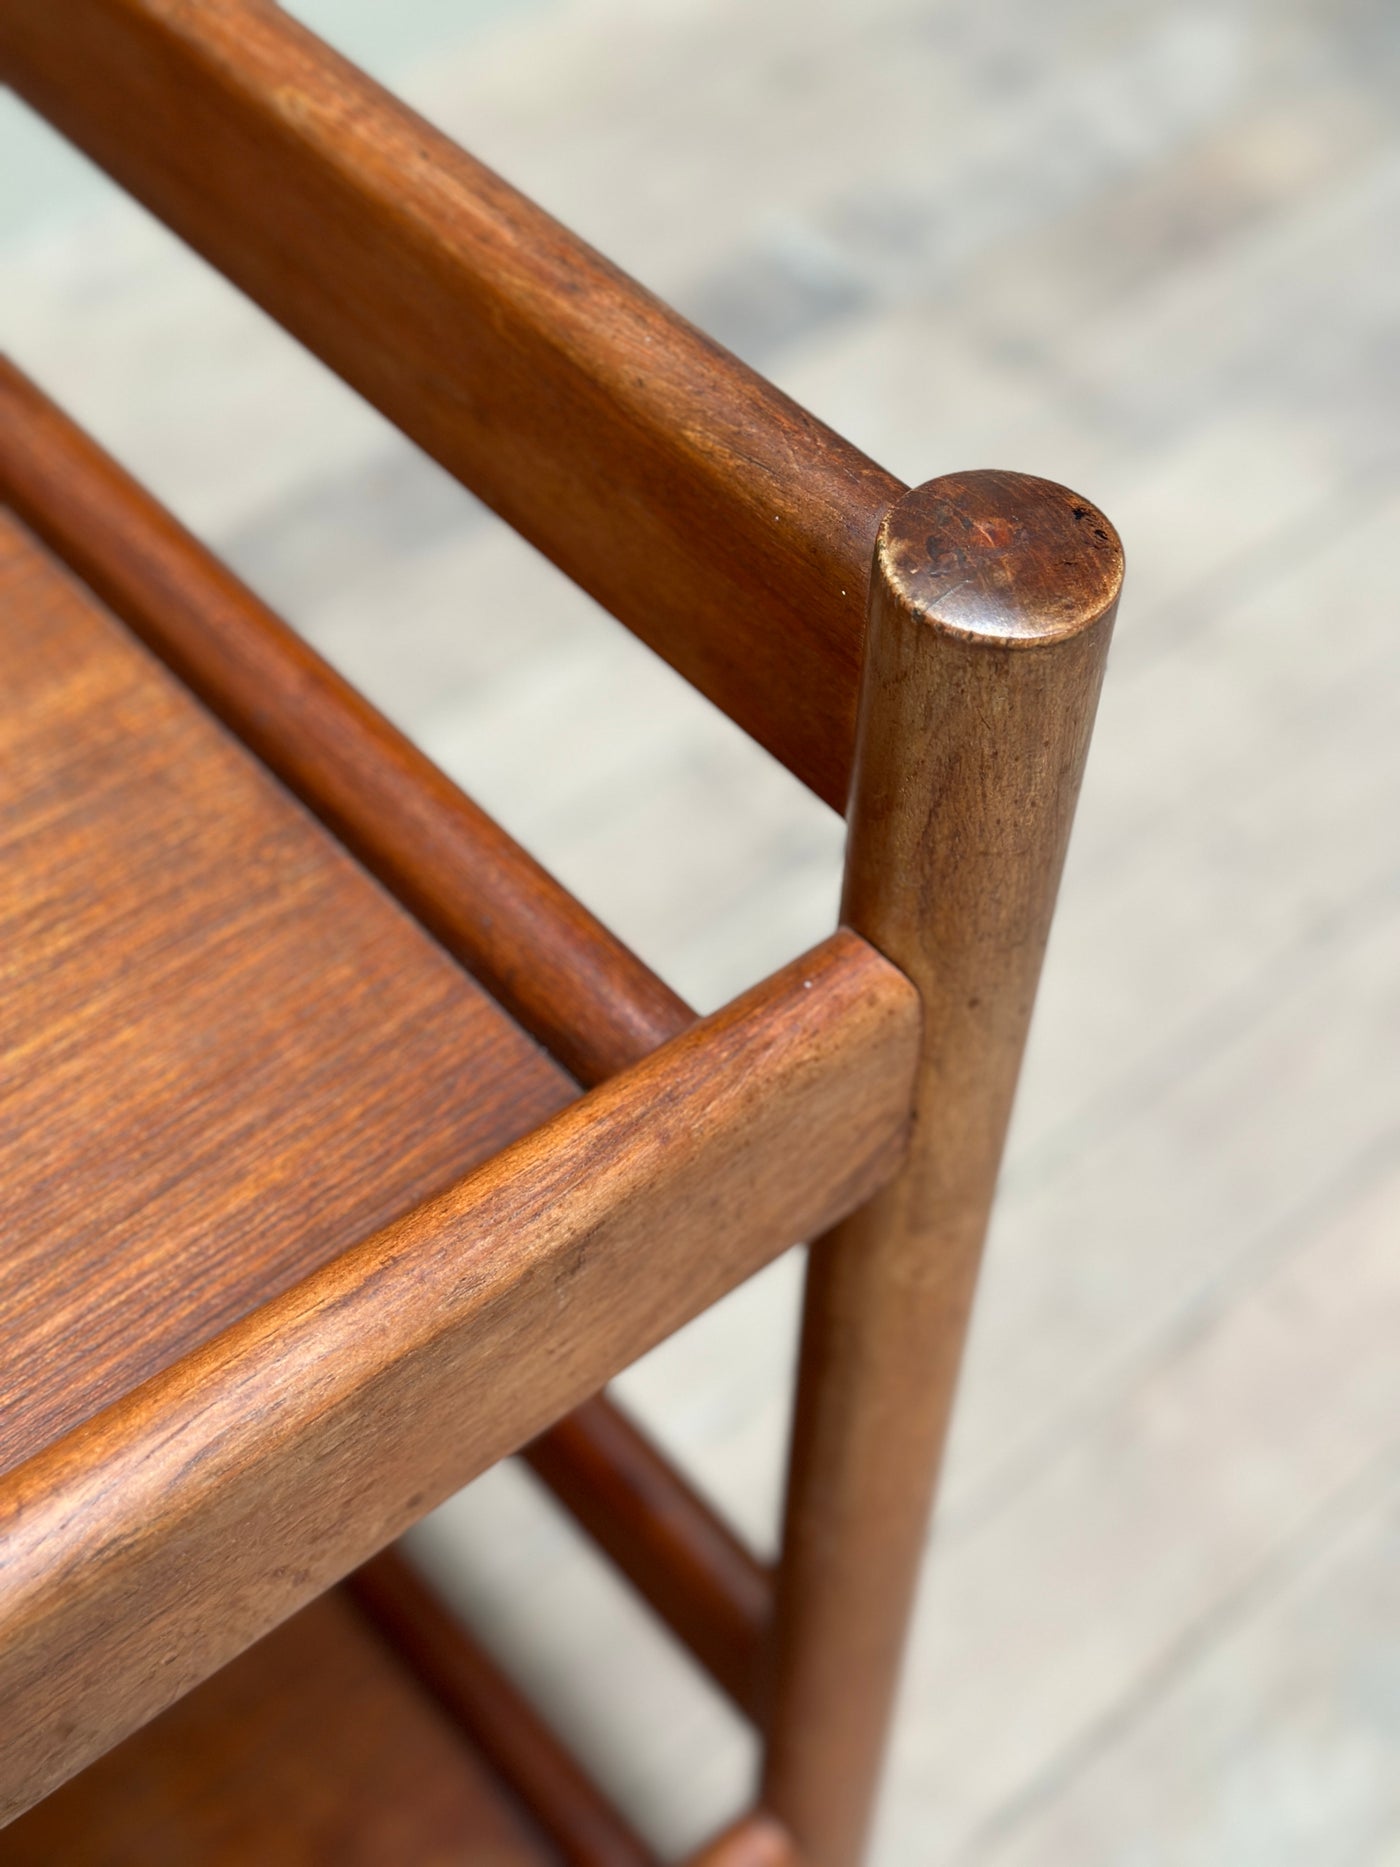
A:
[0,933,918,1822]
[522,1394,770,1719]
[0,357,688,1090]
[0,359,775,1704]
[0,0,904,809]
[351,1551,802,1865]
[349,1549,658,1867]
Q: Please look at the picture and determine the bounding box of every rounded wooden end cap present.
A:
[876,471,1123,648]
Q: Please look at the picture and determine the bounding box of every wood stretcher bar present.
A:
[521,1394,772,1720]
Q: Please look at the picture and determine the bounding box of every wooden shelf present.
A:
[0,509,573,1483]
[0,1588,561,1866]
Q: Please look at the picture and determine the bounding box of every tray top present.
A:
[0,511,573,1478]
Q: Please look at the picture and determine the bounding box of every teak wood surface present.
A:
[521,1393,771,1720]
[0,929,917,1820]
[0,0,904,809]
[0,1588,559,1867]
[0,358,768,1726]
[349,1549,658,1867]
[765,474,1121,1864]
[0,1563,801,1867]
[0,2,1128,1856]
[0,357,692,1088]
[0,507,573,1477]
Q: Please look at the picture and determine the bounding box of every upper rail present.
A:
[0,0,905,809]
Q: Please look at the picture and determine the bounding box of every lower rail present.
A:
[350,1548,657,1867]
[523,1395,771,1719]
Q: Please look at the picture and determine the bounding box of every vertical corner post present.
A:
[762,471,1123,1865]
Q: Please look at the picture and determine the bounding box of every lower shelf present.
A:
[0,1587,560,1866]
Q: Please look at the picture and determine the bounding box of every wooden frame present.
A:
[0,927,916,1820]
[0,0,901,810]
[0,4,1123,1863]
[765,477,1120,1861]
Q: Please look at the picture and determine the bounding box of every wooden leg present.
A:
[762,473,1123,1866]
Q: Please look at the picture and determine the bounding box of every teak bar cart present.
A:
[0,5,1123,1864]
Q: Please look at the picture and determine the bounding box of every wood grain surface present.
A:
[6,2,1388,1856]
[521,1393,771,1720]
[0,373,775,1821]
[0,931,917,1823]
[0,358,770,1703]
[0,507,574,1479]
[764,473,1121,1866]
[350,1548,656,1867]
[0,1588,558,1866]
[0,0,904,808]
[0,357,692,1087]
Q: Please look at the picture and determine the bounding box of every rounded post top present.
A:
[875,470,1123,648]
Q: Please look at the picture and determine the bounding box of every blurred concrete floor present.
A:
[3,0,1399,1860]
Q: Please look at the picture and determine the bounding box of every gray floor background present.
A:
[4,1,1399,1860]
